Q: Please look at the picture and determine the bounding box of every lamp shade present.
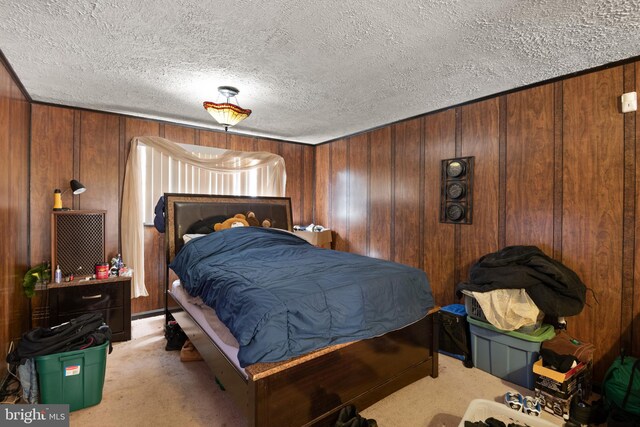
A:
[203,86,251,131]
[70,179,86,195]
[203,102,252,129]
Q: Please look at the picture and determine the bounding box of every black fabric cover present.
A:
[540,348,579,373]
[455,246,586,317]
[185,215,227,234]
[334,405,377,427]
[6,312,111,364]
[439,310,473,367]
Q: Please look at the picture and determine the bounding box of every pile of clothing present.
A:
[456,245,587,330]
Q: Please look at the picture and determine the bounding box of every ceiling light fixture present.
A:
[203,86,252,131]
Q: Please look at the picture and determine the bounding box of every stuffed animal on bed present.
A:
[246,211,260,227]
[245,211,273,228]
[214,214,250,231]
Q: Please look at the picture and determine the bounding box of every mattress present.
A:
[170,280,247,379]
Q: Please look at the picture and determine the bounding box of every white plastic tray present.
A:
[459,399,558,427]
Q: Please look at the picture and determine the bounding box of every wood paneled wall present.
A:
[0,58,30,377]
[315,61,639,380]
[29,108,315,315]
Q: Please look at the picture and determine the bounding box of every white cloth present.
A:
[470,288,542,331]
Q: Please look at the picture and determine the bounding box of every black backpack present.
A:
[6,312,112,364]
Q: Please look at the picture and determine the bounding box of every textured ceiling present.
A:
[1,1,639,144]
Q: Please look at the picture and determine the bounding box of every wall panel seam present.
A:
[73,111,81,210]
[312,147,316,225]
[553,82,563,261]
[27,102,32,269]
[390,126,396,262]
[621,62,636,350]
[454,108,462,284]
[366,133,371,256]
[346,139,350,253]
[419,118,425,271]
[118,117,125,252]
[499,96,507,249]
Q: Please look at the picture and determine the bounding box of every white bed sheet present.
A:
[170,280,247,378]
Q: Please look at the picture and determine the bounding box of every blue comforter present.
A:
[169,227,434,367]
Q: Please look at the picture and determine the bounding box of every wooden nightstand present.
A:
[48,276,131,341]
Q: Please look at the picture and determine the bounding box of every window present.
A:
[122,136,286,297]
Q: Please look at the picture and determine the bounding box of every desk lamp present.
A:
[53,180,86,211]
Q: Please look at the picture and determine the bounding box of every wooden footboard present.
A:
[249,309,438,427]
[168,294,438,427]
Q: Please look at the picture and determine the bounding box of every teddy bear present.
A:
[244,211,273,228]
[213,213,249,231]
[246,211,260,227]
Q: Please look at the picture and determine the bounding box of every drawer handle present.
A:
[82,294,103,300]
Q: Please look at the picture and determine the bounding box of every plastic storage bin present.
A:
[468,317,555,389]
[464,292,488,323]
[35,341,109,411]
[459,399,558,427]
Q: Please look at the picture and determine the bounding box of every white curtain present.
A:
[122,136,287,298]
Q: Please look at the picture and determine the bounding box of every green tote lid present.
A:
[467,316,556,342]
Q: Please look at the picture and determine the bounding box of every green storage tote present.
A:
[35,341,109,411]
[468,317,555,389]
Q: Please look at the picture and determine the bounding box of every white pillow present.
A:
[183,233,207,243]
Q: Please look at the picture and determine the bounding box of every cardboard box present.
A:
[533,359,592,400]
[533,359,592,420]
[534,388,575,420]
[293,230,332,248]
[533,358,585,384]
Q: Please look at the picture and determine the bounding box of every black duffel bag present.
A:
[7,312,112,364]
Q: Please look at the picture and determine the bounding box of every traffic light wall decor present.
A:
[440,157,473,224]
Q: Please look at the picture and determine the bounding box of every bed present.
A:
[164,194,439,427]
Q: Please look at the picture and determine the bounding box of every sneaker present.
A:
[523,396,541,416]
[504,391,524,411]
[165,322,187,351]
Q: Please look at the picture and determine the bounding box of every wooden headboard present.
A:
[164,193,293,262]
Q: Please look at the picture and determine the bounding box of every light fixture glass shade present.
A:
[203,101,252,129]
[203,86,251,131]
[70,179,86,195]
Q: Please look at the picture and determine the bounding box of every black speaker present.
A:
[440,157,473,224]
[51,210,106,277]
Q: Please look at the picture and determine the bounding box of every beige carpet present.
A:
[70,316,563,427]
